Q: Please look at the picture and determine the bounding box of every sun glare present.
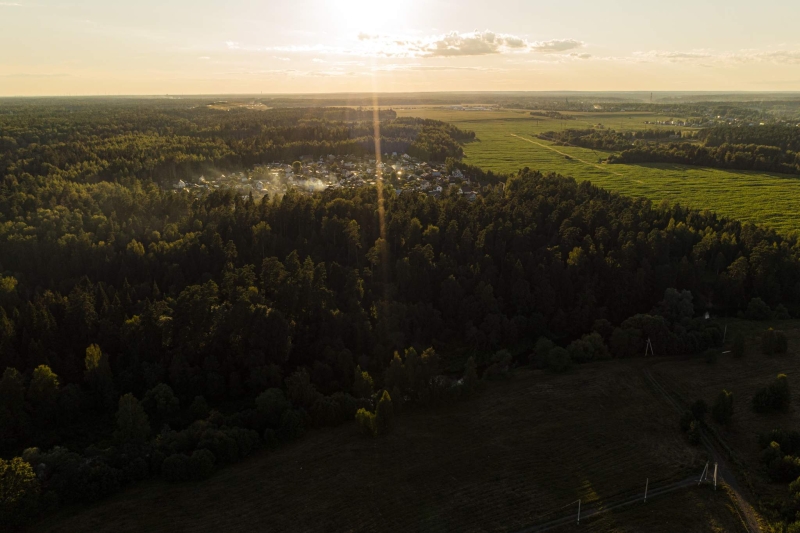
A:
[331,0,408,34]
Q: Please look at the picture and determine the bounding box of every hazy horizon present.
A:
[2,0,800,96]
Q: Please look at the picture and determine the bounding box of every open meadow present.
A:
[35,363,737,533]
[653,319,800,507]
[394,108,800,234]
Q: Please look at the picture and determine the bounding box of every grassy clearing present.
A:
[38,364,703,533]
[653,319,800,505]
[394,108,800,233]
[555,486,748,533]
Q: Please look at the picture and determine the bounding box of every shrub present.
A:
[711,390,734,425]
[547,347,572,373]
[759,429,800,454]
[753,374,791,413]
[353,366,374,399]
[263,428,279,449]
[188,449,215,480]
[768,455,800,483]
[162,453,190,482]
[310,395,343,427]
[375,390,394,435]
[529,337,555,368]
[762,328,788,356]
[484,350,512,379]
[746,297,773,320]
[355,408,377,437]
[277,408,306,442]
[687,421,701,445]
[255,388,290,427]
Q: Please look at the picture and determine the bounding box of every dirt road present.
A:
[642,368,761,533]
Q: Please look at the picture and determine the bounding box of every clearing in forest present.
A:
[37,362,745,533]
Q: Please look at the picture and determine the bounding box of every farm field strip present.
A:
[395,108,800,233]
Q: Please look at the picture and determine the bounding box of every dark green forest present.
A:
[538,128,681,151]
[607,125,800,175]
[3,101,800,527]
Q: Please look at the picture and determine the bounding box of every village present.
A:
[171,153,483,201]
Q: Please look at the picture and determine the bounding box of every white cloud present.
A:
[225,31,584,59]
[0,2,23,6]
[198,56,211,60]
[631,48,800,65]
[530,39,584,53]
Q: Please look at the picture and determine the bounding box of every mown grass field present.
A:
[653,319,800,506]
[37,363,731,533]
[394,108,800,234]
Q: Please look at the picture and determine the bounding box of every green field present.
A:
[394,108,800,234]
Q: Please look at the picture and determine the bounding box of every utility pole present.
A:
[644,478,649,502]
[713,463,718,490]
[698,462,709,485]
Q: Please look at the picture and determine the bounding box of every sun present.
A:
[329,0,408,35]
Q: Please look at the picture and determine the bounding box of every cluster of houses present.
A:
[171,153,482,202]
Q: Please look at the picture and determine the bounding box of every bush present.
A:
[687,421,701,445]
[762,328,788,356]
[529,337,555,368]
[188,449,215,480]
[711,390,734,425]
[277,408,306,442]
[484,350,512,379]
[768,455,800,483]
[746,297,773,320]
[310,395,343,427]
[547,347,572,373]
[263,428,279,449]
[375,390,394,435]
[759,429,800,454]
[355,408,377,437]
[162,453,190,482]
[753,374,791,413]
[255,388,290,427]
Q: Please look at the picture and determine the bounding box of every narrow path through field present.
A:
[642,367,761,533]
[508,133,642,183]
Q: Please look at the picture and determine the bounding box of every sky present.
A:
[2,0,800,96]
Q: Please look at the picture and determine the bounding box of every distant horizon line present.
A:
[3,90,800,99]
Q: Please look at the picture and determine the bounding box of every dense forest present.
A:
[3,102,800,528]
[0,101,474,187]
[538,128,681,151]
[606,125,800,175]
